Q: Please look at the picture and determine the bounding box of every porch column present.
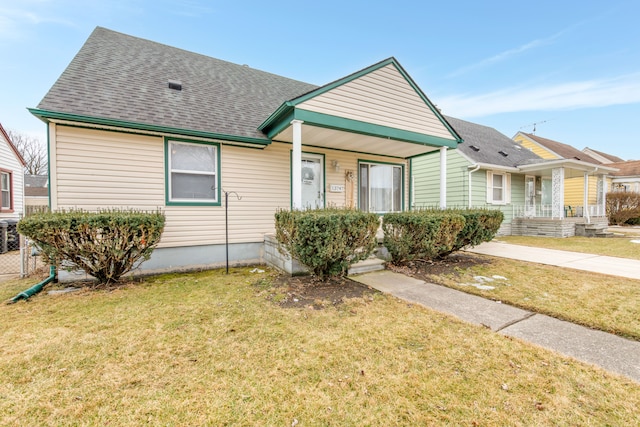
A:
[551,167,565,219]
[601,175,607,217]
[583,172,590,223]
[439,146,447,209]
[291,119,303,210]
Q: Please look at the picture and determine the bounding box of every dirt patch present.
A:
[386,253,491,285]
[262,253,489,309]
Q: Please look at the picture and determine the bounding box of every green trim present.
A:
[289,150,326,209]
[29,108,271,147]
[164,137,222,207]
[358,159,406,213]
[293,110,458,149]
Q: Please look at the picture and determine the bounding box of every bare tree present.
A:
[7,130,47,175]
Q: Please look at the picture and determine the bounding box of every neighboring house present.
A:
[582,147,625,164]
[24,174,49,212]
[512,132,615,219]
[607,160,640,192]
[30,27,462,275]
[0,122,25,220]
[414,119,617,237]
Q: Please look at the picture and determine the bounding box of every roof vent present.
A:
[499,150,508,157]
[469,145,480,152]
[573,156,581,160]
[168,80,182,91]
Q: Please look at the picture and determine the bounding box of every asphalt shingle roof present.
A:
[445,116,541,167]
[37,27,319,140]
[522,133,601,164]
[583,147,625,163]
[607,160,640,177]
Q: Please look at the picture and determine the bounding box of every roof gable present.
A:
[0,122,26,167]
[290,58,461,142]
[583,147,625,163]
[447,117,541,167]
[514,132,601,165]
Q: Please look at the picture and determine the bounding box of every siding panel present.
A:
[299,64,455,140]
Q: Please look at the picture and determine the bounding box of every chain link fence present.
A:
[0,214,47,282]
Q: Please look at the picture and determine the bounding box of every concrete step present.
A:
[348,257,385,276]
[595,231,615,238]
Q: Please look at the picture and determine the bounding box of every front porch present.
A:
[511,159,617,237]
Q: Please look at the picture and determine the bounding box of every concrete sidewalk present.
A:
[467,241,640,280]
[351,270,640,383]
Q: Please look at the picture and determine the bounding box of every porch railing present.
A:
[513,204,605,219]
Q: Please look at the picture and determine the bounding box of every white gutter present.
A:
[468,164,481,208]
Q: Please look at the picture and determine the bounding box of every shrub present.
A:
[18,209,165,284]
[275,208,379,278]
[606,192,640,225]
[382,211,465,264]
[434,208,504,258]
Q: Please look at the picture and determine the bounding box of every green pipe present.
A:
[7,266,57,304]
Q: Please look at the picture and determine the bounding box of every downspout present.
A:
[468,164,481,208]
[7,265,56,304]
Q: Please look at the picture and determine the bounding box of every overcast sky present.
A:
[1,0,639,159]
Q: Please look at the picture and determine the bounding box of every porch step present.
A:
[575,223,611,238]
[348,257,386,276]
[595,231,615,238]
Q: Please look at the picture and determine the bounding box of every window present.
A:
[486,171,510,205]
[0,171,11,211]
[166,139,219,205]
[359,162,403,213]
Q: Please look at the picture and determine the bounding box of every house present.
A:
[607,160,640,192]
[414,119,617,237]
[24,174,49,213]
[512,132,616,220]
[30,27,462,275]
[413,116,540,235]
[0,122,25,220]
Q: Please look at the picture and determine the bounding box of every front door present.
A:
[525,175,535,217]
[300,154,324,209]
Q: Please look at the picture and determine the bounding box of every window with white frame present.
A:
[359,162,403,213]
[167,139,219,204]
[486,171,510,205]
[0,171,11,210]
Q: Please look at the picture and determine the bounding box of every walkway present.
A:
[467,241,640,280]
[350,243,640,383]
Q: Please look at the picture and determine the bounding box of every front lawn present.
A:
[409,253,640,340]
[498,235,640,260]
[1,267,640,425]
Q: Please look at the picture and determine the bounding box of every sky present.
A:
[1,0,639,160]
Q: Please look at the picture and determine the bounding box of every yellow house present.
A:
[513,132,615,217]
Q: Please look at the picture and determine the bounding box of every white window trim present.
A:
[486,170,511,205]
[167,139,219,204]
[359,161,404,213]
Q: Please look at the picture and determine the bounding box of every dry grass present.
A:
[431,254,640,340]
[1,267,640,425]
[498,235,640,260]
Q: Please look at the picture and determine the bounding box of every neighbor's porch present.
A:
[511,160,616,237]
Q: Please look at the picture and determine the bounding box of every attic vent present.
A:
[168,80,182,91]
[499,150,508,157]
[469,145,480,152]
[573,156,581,160]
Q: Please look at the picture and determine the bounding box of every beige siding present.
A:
[0,131,24,219]
[298,64,454,140]
[53,127,408,249]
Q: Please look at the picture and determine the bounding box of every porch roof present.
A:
[518,158,618,178]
